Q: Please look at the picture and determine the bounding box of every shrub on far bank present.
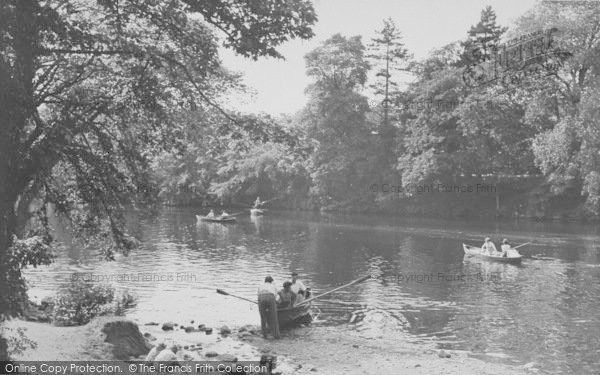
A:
[52,280,135,326]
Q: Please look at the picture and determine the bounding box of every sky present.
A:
[218,0,539,116]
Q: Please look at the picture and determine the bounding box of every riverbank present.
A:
[3,318,540,374]
[242,325,540,375]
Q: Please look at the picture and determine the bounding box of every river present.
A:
[23,208,600,374]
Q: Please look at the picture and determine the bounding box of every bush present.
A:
[52,280,135,326]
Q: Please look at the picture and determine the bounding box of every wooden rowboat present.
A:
[277,303,312,327]
[196,215,236,223]
[250,208,264,216]
[463,243,523,264]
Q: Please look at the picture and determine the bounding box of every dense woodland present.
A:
[154,4,600,223]
[1,0,600,359]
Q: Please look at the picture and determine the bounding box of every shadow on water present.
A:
[25,208,600,374]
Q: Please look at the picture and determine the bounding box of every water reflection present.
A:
[22,208,600,374]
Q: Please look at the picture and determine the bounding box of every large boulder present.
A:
[220,325,231,335]
[238,325,259,334]
[100,320,151,360]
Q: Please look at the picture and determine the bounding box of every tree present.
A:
[301,34,378,209]
[512,2,600,216]
[151,109,311,208]
[460,6,507,65]
[0,0,316,358]
[305,34,370,92]
[367,18,411,170]
[397,65,467,188]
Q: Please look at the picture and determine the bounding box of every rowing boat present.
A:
[196,215,236,223]
[463,243,523,264]
[250,208,264,216]
[277,303,312,327]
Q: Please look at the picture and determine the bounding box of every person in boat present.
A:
[221,210,230,218]
[258,276,280,339]
[501,238,522,257]
[277,281,296,309]
[482,237,497,255]
[497,238,511,257]
[206,209,215,218]
[254,196,262,208]
[290,272,308,297]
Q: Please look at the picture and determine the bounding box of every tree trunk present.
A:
[0,164,19,361]
[0,2,34,356]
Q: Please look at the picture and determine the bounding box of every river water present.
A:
[23,208,600,374]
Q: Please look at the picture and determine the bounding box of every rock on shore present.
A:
[100,320,151,360]
[4,316,151,361]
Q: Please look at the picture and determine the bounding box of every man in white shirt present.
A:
[290,272,307,296]
[257,276,280,339]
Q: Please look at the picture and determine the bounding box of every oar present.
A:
[216,289,257,305]
[254,197,278,207]
[221,211,246,217]
[295,275,372,307]
[513,242,531,249]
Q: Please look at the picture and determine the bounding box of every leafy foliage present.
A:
[0,3,318,358]
[367,18,411,170]
[151,109,309,206]
[52,279,136,326]
[301,34,379,207]
[368,18,411,103]
[512,3,600,214]
[460,6,508,65]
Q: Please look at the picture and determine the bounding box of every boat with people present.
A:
[196,214,236,223]
[217,274,371,335]
[251,196,278,216]
[463,243,523,264]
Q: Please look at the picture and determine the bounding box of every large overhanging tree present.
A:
[0,0,316,352]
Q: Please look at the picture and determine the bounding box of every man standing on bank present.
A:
[258,276,280,339]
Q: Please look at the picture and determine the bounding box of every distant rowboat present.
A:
[196,215,236,223]
[463,243,523,264]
